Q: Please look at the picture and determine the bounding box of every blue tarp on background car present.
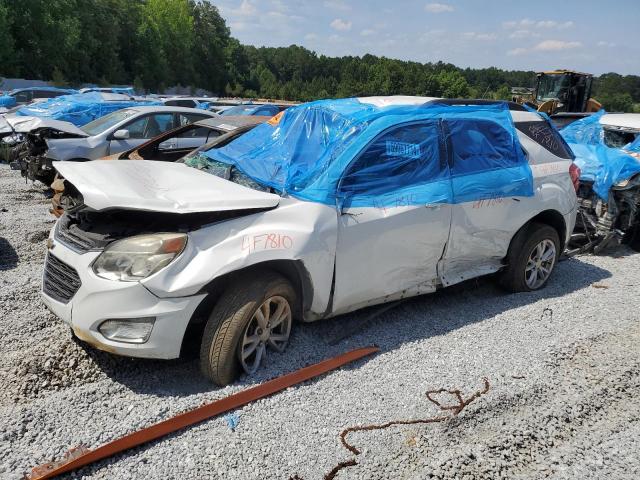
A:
[15,92,161,126]
[560,110,640,200]
[203,98,533,207]
[0,95,15,108]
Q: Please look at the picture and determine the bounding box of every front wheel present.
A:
[499,222,560,292]
[199,272,296,386]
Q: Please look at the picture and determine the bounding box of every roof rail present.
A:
[424,99,528,112]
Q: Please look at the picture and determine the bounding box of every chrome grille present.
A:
[43,254,81,303]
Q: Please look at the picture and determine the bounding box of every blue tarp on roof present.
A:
[0,87,78,108]
[560,110,640,200]
[202,98,533,207]
[15,92,161,126]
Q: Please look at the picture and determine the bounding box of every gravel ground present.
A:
[1,162,639,480]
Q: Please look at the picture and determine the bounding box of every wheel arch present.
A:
[179,259,313,357]
[505,209,567,261]
[529,209,567,249]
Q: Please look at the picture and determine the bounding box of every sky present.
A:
[214,0,640,75]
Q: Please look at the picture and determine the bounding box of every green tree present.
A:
[436,70,470,98]
[189,0,230,94]
[598,92,634,112]
[0,1,15,75]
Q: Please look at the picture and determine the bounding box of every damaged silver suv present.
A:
[42,97,578,386]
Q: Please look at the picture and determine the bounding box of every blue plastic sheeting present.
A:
[80,87,134,95]
[15,92,161,127]
[560,111,640,200]
[10,86,77,94]
[220,104,280,117]
[204,98,532,207]
[0,95,15,108]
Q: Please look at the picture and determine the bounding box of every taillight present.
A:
[569,163,581,192]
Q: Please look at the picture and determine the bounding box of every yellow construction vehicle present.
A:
[514,70,602,115]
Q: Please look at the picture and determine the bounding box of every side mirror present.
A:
[112,129,130,140]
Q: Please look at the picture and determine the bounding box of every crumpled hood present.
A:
[2,115,89,136]
[53,160,281,213]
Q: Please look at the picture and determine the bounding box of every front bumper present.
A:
[41,236,206,359]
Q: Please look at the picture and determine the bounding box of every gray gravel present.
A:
[1,162,639,480]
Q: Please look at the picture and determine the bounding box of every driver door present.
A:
[331,121,453,315]
[108,112,175,155]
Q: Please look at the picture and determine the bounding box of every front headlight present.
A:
[92,233,187,281]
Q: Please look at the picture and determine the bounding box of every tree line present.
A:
[0,0,638,111]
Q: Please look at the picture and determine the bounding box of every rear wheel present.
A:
[499,222,560,292]
[199,272,295,386]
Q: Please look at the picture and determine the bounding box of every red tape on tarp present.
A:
[26,346,379,480]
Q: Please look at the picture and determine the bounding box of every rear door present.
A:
[331,121,452,314]
[440,117,536,286]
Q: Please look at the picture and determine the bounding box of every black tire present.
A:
[626,224,640,252]
[199,271,296,386]
[499,222,560,293]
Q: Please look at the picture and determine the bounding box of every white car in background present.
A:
[42,97,578,386]
[600,113,640,148]
[10,106,216,183]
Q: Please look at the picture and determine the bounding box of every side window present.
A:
[178,126,219,139]
[14,91,32,103]
[124,113,175,139]
[177,113,209,127]
[515,120,574,159]
[339,122,444,197]
[35,90,59,99]
[446,119,521,175]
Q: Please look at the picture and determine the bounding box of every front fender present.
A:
[142,199,338,316]
[46,137,106,161]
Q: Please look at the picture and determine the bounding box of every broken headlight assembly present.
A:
[92,233,187,281]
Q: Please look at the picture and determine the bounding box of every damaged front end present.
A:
[561,111,640,254]
[55,203,258,253]
[9,127,85,184]
[569,173,640,254]
[4,118,88,184]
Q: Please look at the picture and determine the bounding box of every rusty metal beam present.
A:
[26,346,380,480]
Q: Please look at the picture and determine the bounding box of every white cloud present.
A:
[503,19,573,30]
[330,18,352,31]
[463,32,497,41]
[597,40,616,47]
[304,33,318,41]
[265,10,303,22]
[509,29,535,39]
[233,0,257,16]
[534,39,582,51]
[323,0,351,11]
[507,47,528,56]
[361,29,375,36]
[537,20,573,29]
[508,39,582,56]
[425,3,454,13]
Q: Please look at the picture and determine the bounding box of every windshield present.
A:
[536,74,571,102]
[183,151,272,192]
[220,105,255,116]
[80,109,138,136]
